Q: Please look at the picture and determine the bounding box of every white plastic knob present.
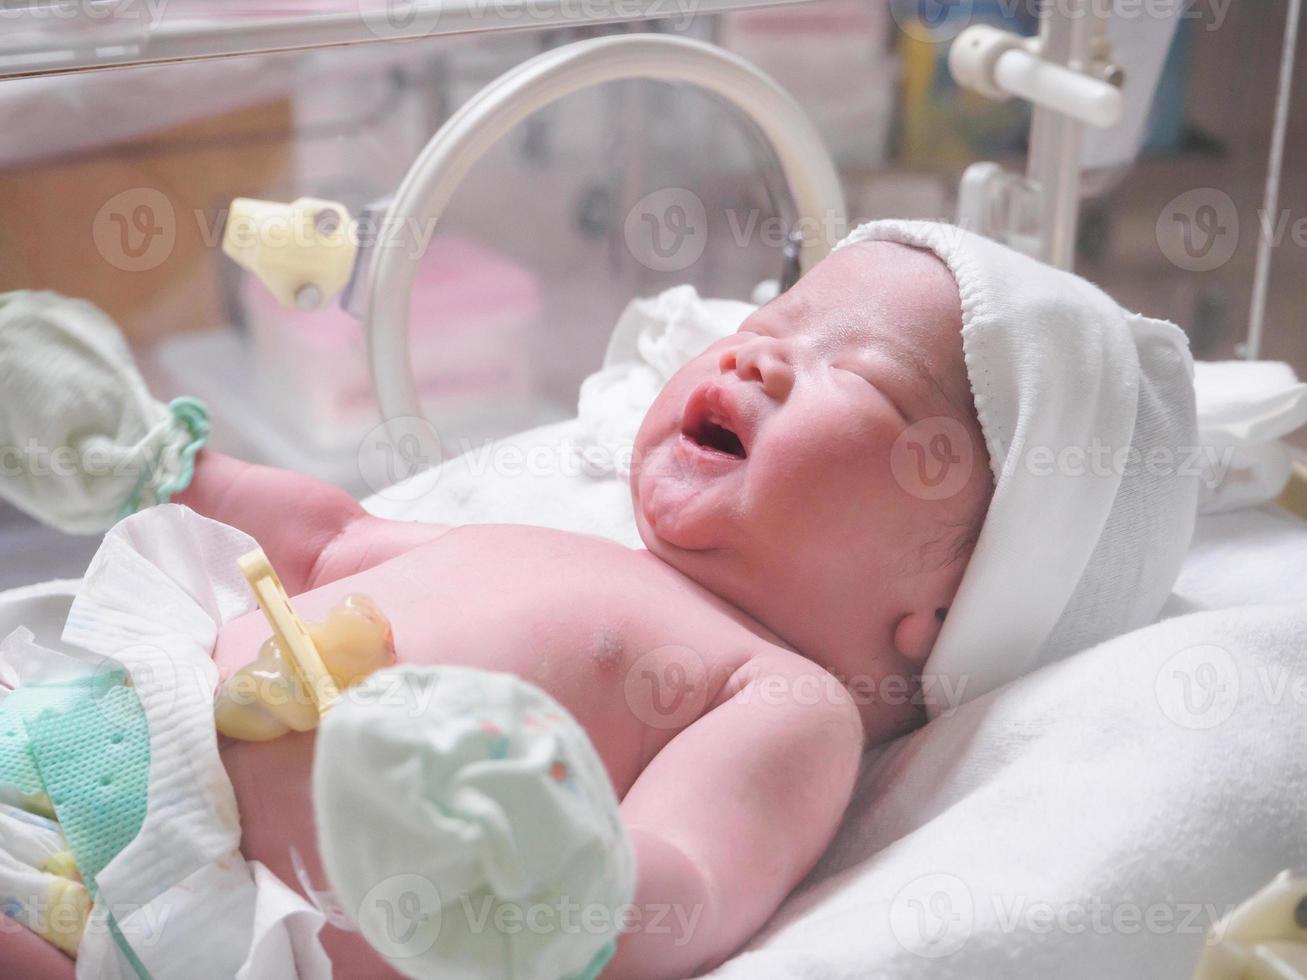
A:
[949,25,1124,129]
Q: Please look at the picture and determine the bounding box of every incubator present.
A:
[1,0,1306,978]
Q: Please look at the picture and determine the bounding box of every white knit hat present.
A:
[835,221,1200,718]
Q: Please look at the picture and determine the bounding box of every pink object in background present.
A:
[241,236,541,450]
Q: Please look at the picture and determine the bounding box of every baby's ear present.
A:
[892,608,947,665]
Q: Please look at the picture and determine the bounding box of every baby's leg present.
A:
[175,450,448,595]
[0,926,74,980]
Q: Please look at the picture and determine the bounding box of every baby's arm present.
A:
[175,450,448,594]
[607,654,864,979]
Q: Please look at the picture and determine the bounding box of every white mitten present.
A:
[0,290,208,533]
[314,665,636,980]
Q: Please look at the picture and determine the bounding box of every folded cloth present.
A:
[1192,359,1307,513]
[0,290,208,534]
[835,220,1201,717]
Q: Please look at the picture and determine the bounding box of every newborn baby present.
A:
[196,237,991,978]
[0,219,1200,979]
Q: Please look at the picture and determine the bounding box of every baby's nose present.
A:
[719,336,794,400]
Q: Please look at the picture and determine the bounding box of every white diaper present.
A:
[0,505,329,978]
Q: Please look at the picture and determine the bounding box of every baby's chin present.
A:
[630,448,733,556]
[633,470,718,553]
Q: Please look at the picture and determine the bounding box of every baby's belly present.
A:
[215,530,683,792]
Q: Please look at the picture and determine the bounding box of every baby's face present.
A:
[631,242,991,703]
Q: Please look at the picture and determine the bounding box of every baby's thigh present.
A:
[0,925,75,980]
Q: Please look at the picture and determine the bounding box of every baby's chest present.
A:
[384,563,739,706]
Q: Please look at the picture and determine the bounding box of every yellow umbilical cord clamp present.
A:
[238,548,340,715]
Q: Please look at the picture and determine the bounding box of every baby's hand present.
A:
[215,594,396,741]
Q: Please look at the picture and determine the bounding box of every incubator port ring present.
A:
[365,33,847,437]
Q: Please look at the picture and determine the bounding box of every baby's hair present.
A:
[918,515,983,572]
[947,520,983,567]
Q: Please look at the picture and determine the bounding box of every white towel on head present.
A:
[835,221,1200,718]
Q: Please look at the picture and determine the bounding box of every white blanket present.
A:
[709,594,1307,979]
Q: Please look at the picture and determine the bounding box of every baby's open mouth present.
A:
[688,418,745,458]
[681,384,748,460]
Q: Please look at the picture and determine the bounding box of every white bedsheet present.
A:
[362,426,1307,980]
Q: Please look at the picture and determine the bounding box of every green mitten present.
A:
[0,290,208,533]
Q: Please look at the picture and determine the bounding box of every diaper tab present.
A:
[24,677,151,894]
[0,651,150,971]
